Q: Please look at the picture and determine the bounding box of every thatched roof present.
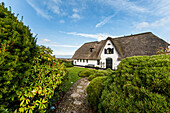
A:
[72,32,169,60]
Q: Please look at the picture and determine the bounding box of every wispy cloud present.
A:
[44,0,62,14]
[59,20,65,23]
[96,14,115,28]
[42,44,80,48]
[73,8,79,13]
[26,0,62,19]
[135,16,170,30]
[38,38,79,48]
[98,0,147,13]
[39,38,51,43]
[26,0,51,19]
[150,0,170,16]
[52,51,75,55]
[61,31,118,41]
[135,22,149,30]
[71,13,81,20]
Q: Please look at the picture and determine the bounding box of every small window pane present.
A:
[97,60,100,65]
[86,59,88,63]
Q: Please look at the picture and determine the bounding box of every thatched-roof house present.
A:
[72,32,169,69]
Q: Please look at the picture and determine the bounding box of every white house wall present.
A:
[73,59,100,67]
[100,40,120,69]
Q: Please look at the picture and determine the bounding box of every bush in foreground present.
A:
[99,55,170,113]
[0,2,38,112]
[86,76,107,111]
[0,3,68,112]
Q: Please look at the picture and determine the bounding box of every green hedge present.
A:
[78,69,97,77]
[88,69,113,81]
[88,74,96,81]
[64,61,73,67]
[86,76,107,111]
[99,55,170,113]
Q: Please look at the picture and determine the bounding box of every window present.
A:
[80,59,82,62]
[83,59,85,62]
[86,59,88,63]
[97,60,100,65]
[90,48,94,52]
[108,43,111,45]
[77,59,79,62]
[104,48,114,54]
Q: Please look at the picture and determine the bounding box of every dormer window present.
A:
[108,43,111,45]
[90,48,94,52]
[104,48,114,54]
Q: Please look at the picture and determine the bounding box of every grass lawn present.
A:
[64,67,92,92]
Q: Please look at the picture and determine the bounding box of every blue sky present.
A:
[1,0,170,57]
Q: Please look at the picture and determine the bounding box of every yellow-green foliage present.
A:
[0,3,68,113]
[16,46,68,113]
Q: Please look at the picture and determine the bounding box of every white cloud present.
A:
[38,38,51,43]
[42,44,80,48]
[62,31,118,41]
[150,0,170,16]
[44,0,62,14]
[26,0,62,19]
[26,0,51,19]
[59,20,65,23]
[38,38,79,48]
[71,13,81,20]
[135,22,149,30]
[73,8,79,13]
[135,16,170,30]
[96,14,115,28]
[52,51,74,55]
[98,0,147,13]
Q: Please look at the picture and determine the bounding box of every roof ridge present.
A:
[110,32,152,39]
[84,41,99,44]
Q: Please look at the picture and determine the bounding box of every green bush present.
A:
[88,74,96,81]
[98,55,170,113]
[0,3,68,112]
[88,70,113,81]
[86,76,107,111]
[0,2,38,112]
[78,69,96,77]
[64,61,73,67]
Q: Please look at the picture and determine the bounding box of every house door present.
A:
[106,58,112,69]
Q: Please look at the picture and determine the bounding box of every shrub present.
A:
[95,72,105,77]
[78,69,96,77]
[88,70,113,80]
[86,76,107,111]
[0,2,38,112]
[99,55,170,113]
[0,3,68,112]
[88,74,96,81]
[64,61,73,67]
